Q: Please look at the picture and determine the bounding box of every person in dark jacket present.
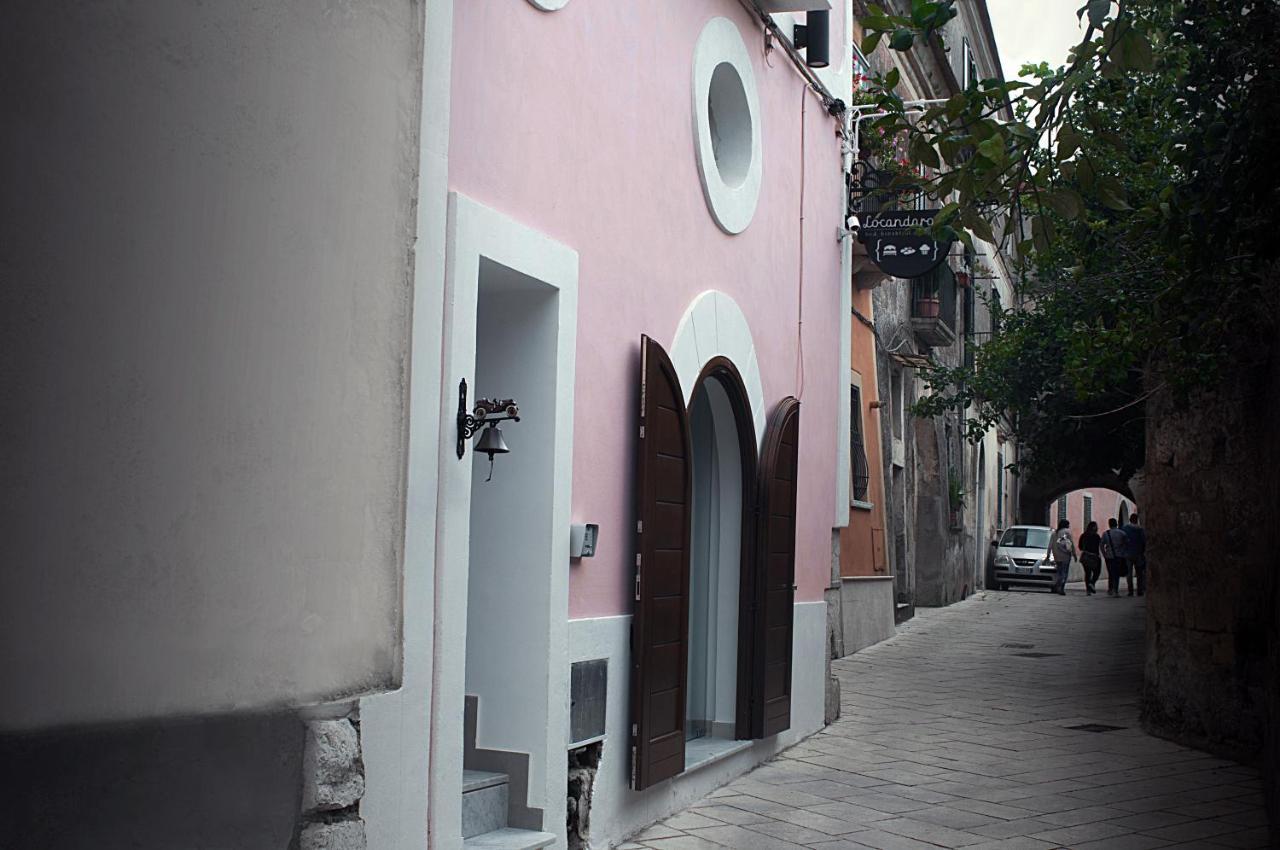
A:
[1122,513,1147,596]
[1078,521,1102,595]
[1101,517,1129,597]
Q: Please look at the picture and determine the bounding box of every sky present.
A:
[986,0,1091,82]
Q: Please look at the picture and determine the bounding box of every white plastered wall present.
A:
[427,192,578,846]
[361,1,455,847]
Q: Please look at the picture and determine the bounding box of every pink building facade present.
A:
[1052,488,1139,535]
[358,2,863,848]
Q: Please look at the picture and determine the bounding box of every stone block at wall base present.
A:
[297,706,366,850]
[300,820,367,850]
[839,577,896,657]
[302,717,365,812]
[824,675,841,725]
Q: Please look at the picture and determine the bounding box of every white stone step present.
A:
[462,770,509,838]
[463,769,508,793]
[462,827,556,850]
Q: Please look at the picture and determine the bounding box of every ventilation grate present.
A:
[1012,651,1061,658]
[1066,723,1126,733]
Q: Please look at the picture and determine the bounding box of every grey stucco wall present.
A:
[0,0,423,729]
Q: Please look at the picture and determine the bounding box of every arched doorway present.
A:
[685,358,756,743]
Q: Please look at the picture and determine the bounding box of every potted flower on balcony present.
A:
[916,295,941,317]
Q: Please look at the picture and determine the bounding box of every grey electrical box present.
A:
[569,659,608,747]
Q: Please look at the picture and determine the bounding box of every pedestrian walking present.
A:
[1101,517,1129,597]
[1046,519,1075,596]
[1079,521,1102,595]
[1122,513,1147,596]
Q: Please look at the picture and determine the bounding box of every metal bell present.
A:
[475,423,509,458]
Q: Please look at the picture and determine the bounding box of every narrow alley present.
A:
[624,588,1269,850]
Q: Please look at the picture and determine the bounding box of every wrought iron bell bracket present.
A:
[456,378,520,460]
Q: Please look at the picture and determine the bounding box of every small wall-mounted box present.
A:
[570,523,599,559]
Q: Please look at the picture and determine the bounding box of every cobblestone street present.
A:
[623,586,1269,850]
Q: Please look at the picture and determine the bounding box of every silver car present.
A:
[990,525,1058,591]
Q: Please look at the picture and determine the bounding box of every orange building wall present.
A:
[840,285,889,577]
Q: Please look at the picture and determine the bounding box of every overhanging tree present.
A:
[853,0,1280,484]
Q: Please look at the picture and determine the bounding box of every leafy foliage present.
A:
[855,0,1280,482]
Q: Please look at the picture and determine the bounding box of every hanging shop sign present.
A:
[857,209,951,278]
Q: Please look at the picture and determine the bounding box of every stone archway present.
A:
[1017,471,1136,526]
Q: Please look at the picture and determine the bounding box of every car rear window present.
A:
[1001,528,1050,549]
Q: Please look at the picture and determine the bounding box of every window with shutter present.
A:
[750,397,800,738]
[630,335,693,790]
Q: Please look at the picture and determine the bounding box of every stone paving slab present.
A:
[622,585,1270,849]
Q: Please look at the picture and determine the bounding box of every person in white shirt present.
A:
[1045,519,1076,596]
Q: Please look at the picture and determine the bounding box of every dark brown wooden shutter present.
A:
[751,397,800,738]
[630,335,692,790]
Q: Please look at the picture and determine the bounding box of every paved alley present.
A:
[622,587,1270,850]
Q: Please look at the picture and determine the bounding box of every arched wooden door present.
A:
[630,337,800,789]
[751,397,800,739]
[630,336,693,789]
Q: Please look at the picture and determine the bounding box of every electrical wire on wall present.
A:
[796,85,807,400]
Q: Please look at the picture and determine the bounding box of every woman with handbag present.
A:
[1079,521,1102,595]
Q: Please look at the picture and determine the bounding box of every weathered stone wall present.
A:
[1264,333,1280,845]
[1140,358,1275,769]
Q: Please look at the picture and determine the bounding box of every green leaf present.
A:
[1043,188,1084,221]
[963,207,996,244]
[945,94,967,118]
[1031,214,1057,252]
[1085,0,1110,29]
[890,28,915,51]
[885,67,901,90]
[860,31,883,56]
[1077,157,1097,193]
[936,201,961,226]
[1120,28,1155,72]
[910,135,941,169]
[1096,176,1130,210]
[1056,125,1082,161]
[1007,121,1036,139]
[977,135,1006,164]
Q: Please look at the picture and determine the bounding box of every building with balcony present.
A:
[911,265,959,348]
[840,0,1022,624]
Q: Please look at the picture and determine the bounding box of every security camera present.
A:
[846,213,861,234]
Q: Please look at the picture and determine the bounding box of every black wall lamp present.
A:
[456,378,521,481]
[793,11,830,69]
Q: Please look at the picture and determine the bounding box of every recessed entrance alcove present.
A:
[684,360,757,768]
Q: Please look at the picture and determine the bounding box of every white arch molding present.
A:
[671,290,766,447]
[692,17,763,234]
[526,0,569,9]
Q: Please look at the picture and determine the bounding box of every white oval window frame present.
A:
[692,17,763,235]
[526,0,569,9]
